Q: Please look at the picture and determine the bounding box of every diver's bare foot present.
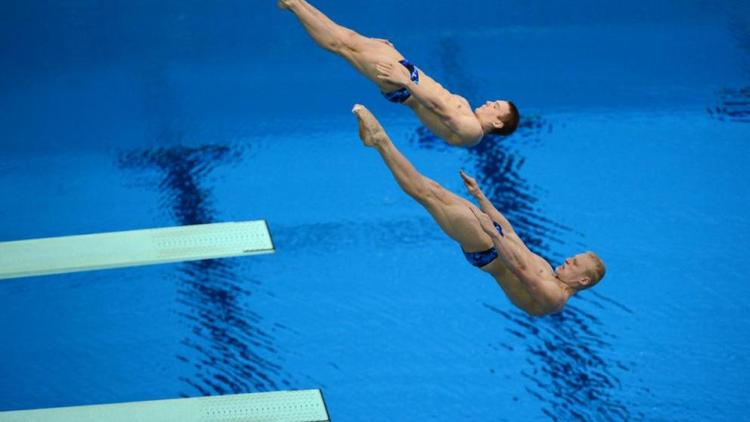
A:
[352,104,389,147]
[277,0,297,10]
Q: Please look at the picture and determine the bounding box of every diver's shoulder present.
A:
[446,113,482,146]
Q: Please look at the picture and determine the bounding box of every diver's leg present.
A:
[279,0,404,91]
[353,105,492,251]
[279,0,358,53]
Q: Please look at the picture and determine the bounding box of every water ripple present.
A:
[118,144,289,396]
[485,304,643,421]
[410,36,641,420]
[273,217,444,253]
[708,87,750,123]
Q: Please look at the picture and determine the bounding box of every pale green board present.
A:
[0,221,274,280]
[0,389,329,422]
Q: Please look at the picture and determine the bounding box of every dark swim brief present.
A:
[462,222,505,268]
[381,59,420,103]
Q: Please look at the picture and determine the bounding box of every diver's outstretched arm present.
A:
[460,171,516,236]
[469,207,566,312]
[376,62,482,141]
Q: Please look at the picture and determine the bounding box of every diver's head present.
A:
[474,100,519,136]
[555,251,606,291]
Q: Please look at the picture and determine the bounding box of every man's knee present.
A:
[330,28,366,54]
[410,178,448,205]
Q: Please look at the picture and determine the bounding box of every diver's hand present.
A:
[469,207,500,238]
[376,61,411,87]
[373,38,394,48]
[460,170,484,199]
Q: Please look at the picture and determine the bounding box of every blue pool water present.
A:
[1,1,750,420]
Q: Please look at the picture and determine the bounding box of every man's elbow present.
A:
[542,294,567,315]
[513,260,529,273]
[523,308,548,317]
[524,281,567,316]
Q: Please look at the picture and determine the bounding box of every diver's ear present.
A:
[578,276,592,287]
[492,121,504,130]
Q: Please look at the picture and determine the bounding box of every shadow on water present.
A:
[117,63,287,396]
[412,37,642,420]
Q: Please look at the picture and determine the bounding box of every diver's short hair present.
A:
[582,251,606,290]
[489,100,519,136]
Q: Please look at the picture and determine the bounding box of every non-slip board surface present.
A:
[0,389,329,422]
[0,221,274,280]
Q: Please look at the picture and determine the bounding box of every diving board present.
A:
[0,220,274,280]
[0,389,329,422]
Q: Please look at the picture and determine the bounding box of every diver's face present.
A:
[475,100,509,125]
[475,100,506,115]
[555,253,595,281]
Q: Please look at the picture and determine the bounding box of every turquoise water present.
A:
[1,1,749,420]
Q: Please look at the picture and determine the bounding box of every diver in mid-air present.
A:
[279,0,519,147]
[351,104,606,316]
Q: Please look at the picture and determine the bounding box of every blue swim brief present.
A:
[381,59,420,103]
[462,222,504,268]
